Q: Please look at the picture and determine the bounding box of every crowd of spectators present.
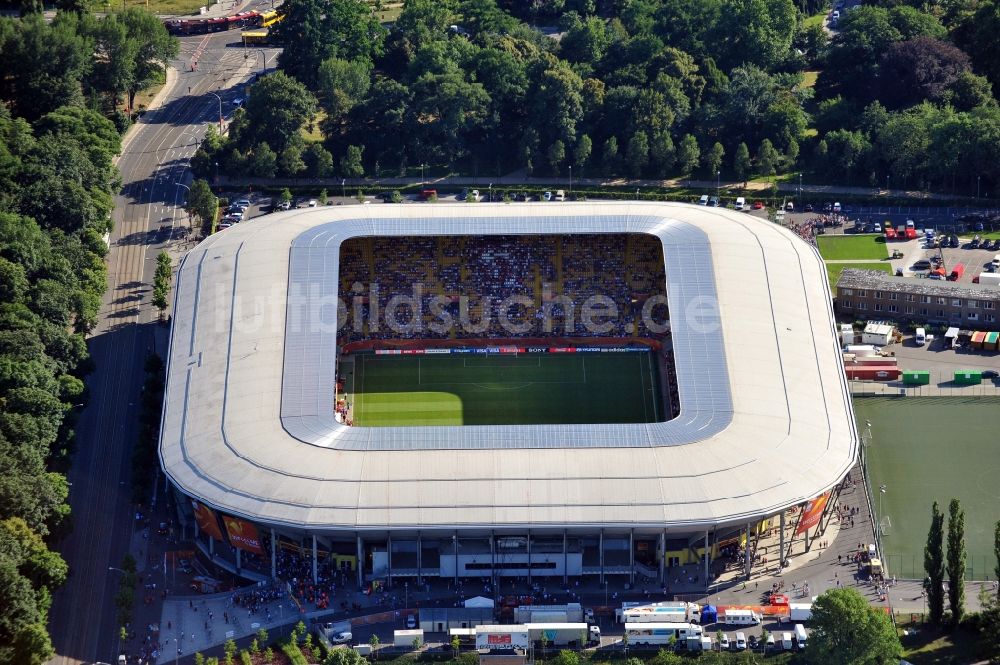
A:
[337,234,669,342]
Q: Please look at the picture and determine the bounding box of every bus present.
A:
[258,9,285,28]
[241,30,271,45]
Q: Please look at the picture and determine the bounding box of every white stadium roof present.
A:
[159,202,858,533]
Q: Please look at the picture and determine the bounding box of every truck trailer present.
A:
[620,603,701,624]
[394,630,424,649]
[514,603,586,624]
[616,601,700,623]
[624,622,703,646]
[524,623,598,647]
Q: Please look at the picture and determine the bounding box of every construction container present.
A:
[902,370,930,385]
[971,331,987,349]
[986,332,999,351]
[845,365,900,381]
[954,371,983,385]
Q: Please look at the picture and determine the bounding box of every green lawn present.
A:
[817,235,890,260]
[825,262,892,288]
[802,12,827,28]
[856,397,1000,580]
[348,352,663,426]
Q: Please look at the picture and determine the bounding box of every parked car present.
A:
[720,634,730,650]
[823,202,833,212]
[709,196,720,207]
[873,223,882,233]
[543,191,553,201]
[975,221,985,231]
[735,633,747,650]
[766,633,775,650]
[913,259,931,270]
[307,199,318,207]
[785,201,794,211]
[950,234,960,248]
[983,370,999,379]
[554,189,566,201]
[698,194,709,205]
[971,235,981,248]
[804,203,814,212]
[748,635,758,649]
[752,200,764,210]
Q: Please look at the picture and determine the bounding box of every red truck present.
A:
[949,263,965,281]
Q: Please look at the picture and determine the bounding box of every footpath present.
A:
[218,172,983,203]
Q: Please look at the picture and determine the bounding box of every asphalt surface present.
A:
[48,26,280,665]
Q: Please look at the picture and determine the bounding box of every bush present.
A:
[281,641,309,665]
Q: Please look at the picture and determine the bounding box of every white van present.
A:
[735,632,747,650]
[735,196,746,210]
[794,624,808,650]
[992,254,1000,270]
[555,189,566,201]
[915,328,926,346]
[698,194,709,205]
[781,632,793,650]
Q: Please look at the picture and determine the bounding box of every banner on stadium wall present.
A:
[373,346,649,356]
[222,515,264,555]
[795,492,831,535]
[192,500,224,541]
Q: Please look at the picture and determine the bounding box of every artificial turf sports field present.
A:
[347,352,664,426]
[855,396,1000,580]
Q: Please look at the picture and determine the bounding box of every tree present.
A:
[450,634,460,658]
[756,139,779,180]
[626,131,649,178]
[676,134,700,174]
[601,136,619,175]
[714,0,796,71]
[650,132,675,175]
[924,500,945,625]
[235,72,317,156]
[273,0,386,88]
[368,633,380,660]
[806,588,901,664]
[280,189,293,205]
[185,179,217,238]
[539,630,550,660]
[318,57,372,124]
[224,638,237,665]
[547,140,566,175]
[574,134,592,174]
[341,145,365,178]
[878,37,971,109]
[0,15,92,121]
[995,520,1000,600]
[947,498,966,625]
[118,8,179,112]
[703,141,725,178]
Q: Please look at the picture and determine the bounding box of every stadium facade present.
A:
[160,202,858,586]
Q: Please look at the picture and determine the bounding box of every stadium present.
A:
[159,202,858,592]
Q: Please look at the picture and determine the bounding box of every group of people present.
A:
[336,234,669,342]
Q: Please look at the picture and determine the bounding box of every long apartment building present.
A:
[836,268,1000,329]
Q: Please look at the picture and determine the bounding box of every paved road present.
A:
[48,28,279,665]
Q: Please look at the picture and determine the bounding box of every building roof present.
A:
[159,202,858,533]
[837,268,1000,299]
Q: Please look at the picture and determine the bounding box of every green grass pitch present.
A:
[347,352,663,427]
[855,396,1000,580]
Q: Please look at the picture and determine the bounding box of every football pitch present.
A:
[856,396,1000,580]
[346,352,664,426]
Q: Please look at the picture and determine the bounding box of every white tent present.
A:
[464,596,495,609]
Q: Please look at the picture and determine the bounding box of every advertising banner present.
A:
[192,500,224,541]
[795,492,831,535]
[222,515,265,555]
[475,628,530,651]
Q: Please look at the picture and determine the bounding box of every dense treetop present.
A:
[200,0,1000,196]
[0,7,170,664]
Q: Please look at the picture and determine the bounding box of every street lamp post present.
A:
[886,174,890,195]
[799,173,803,198]
[209,91,223,134]
[405,581,409,609]
[978,175,981,199]
[342,178,346,199]
[421,163,426,187]
[569,165,572,195]
[716,170,720,197]
[257,48,268,74]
